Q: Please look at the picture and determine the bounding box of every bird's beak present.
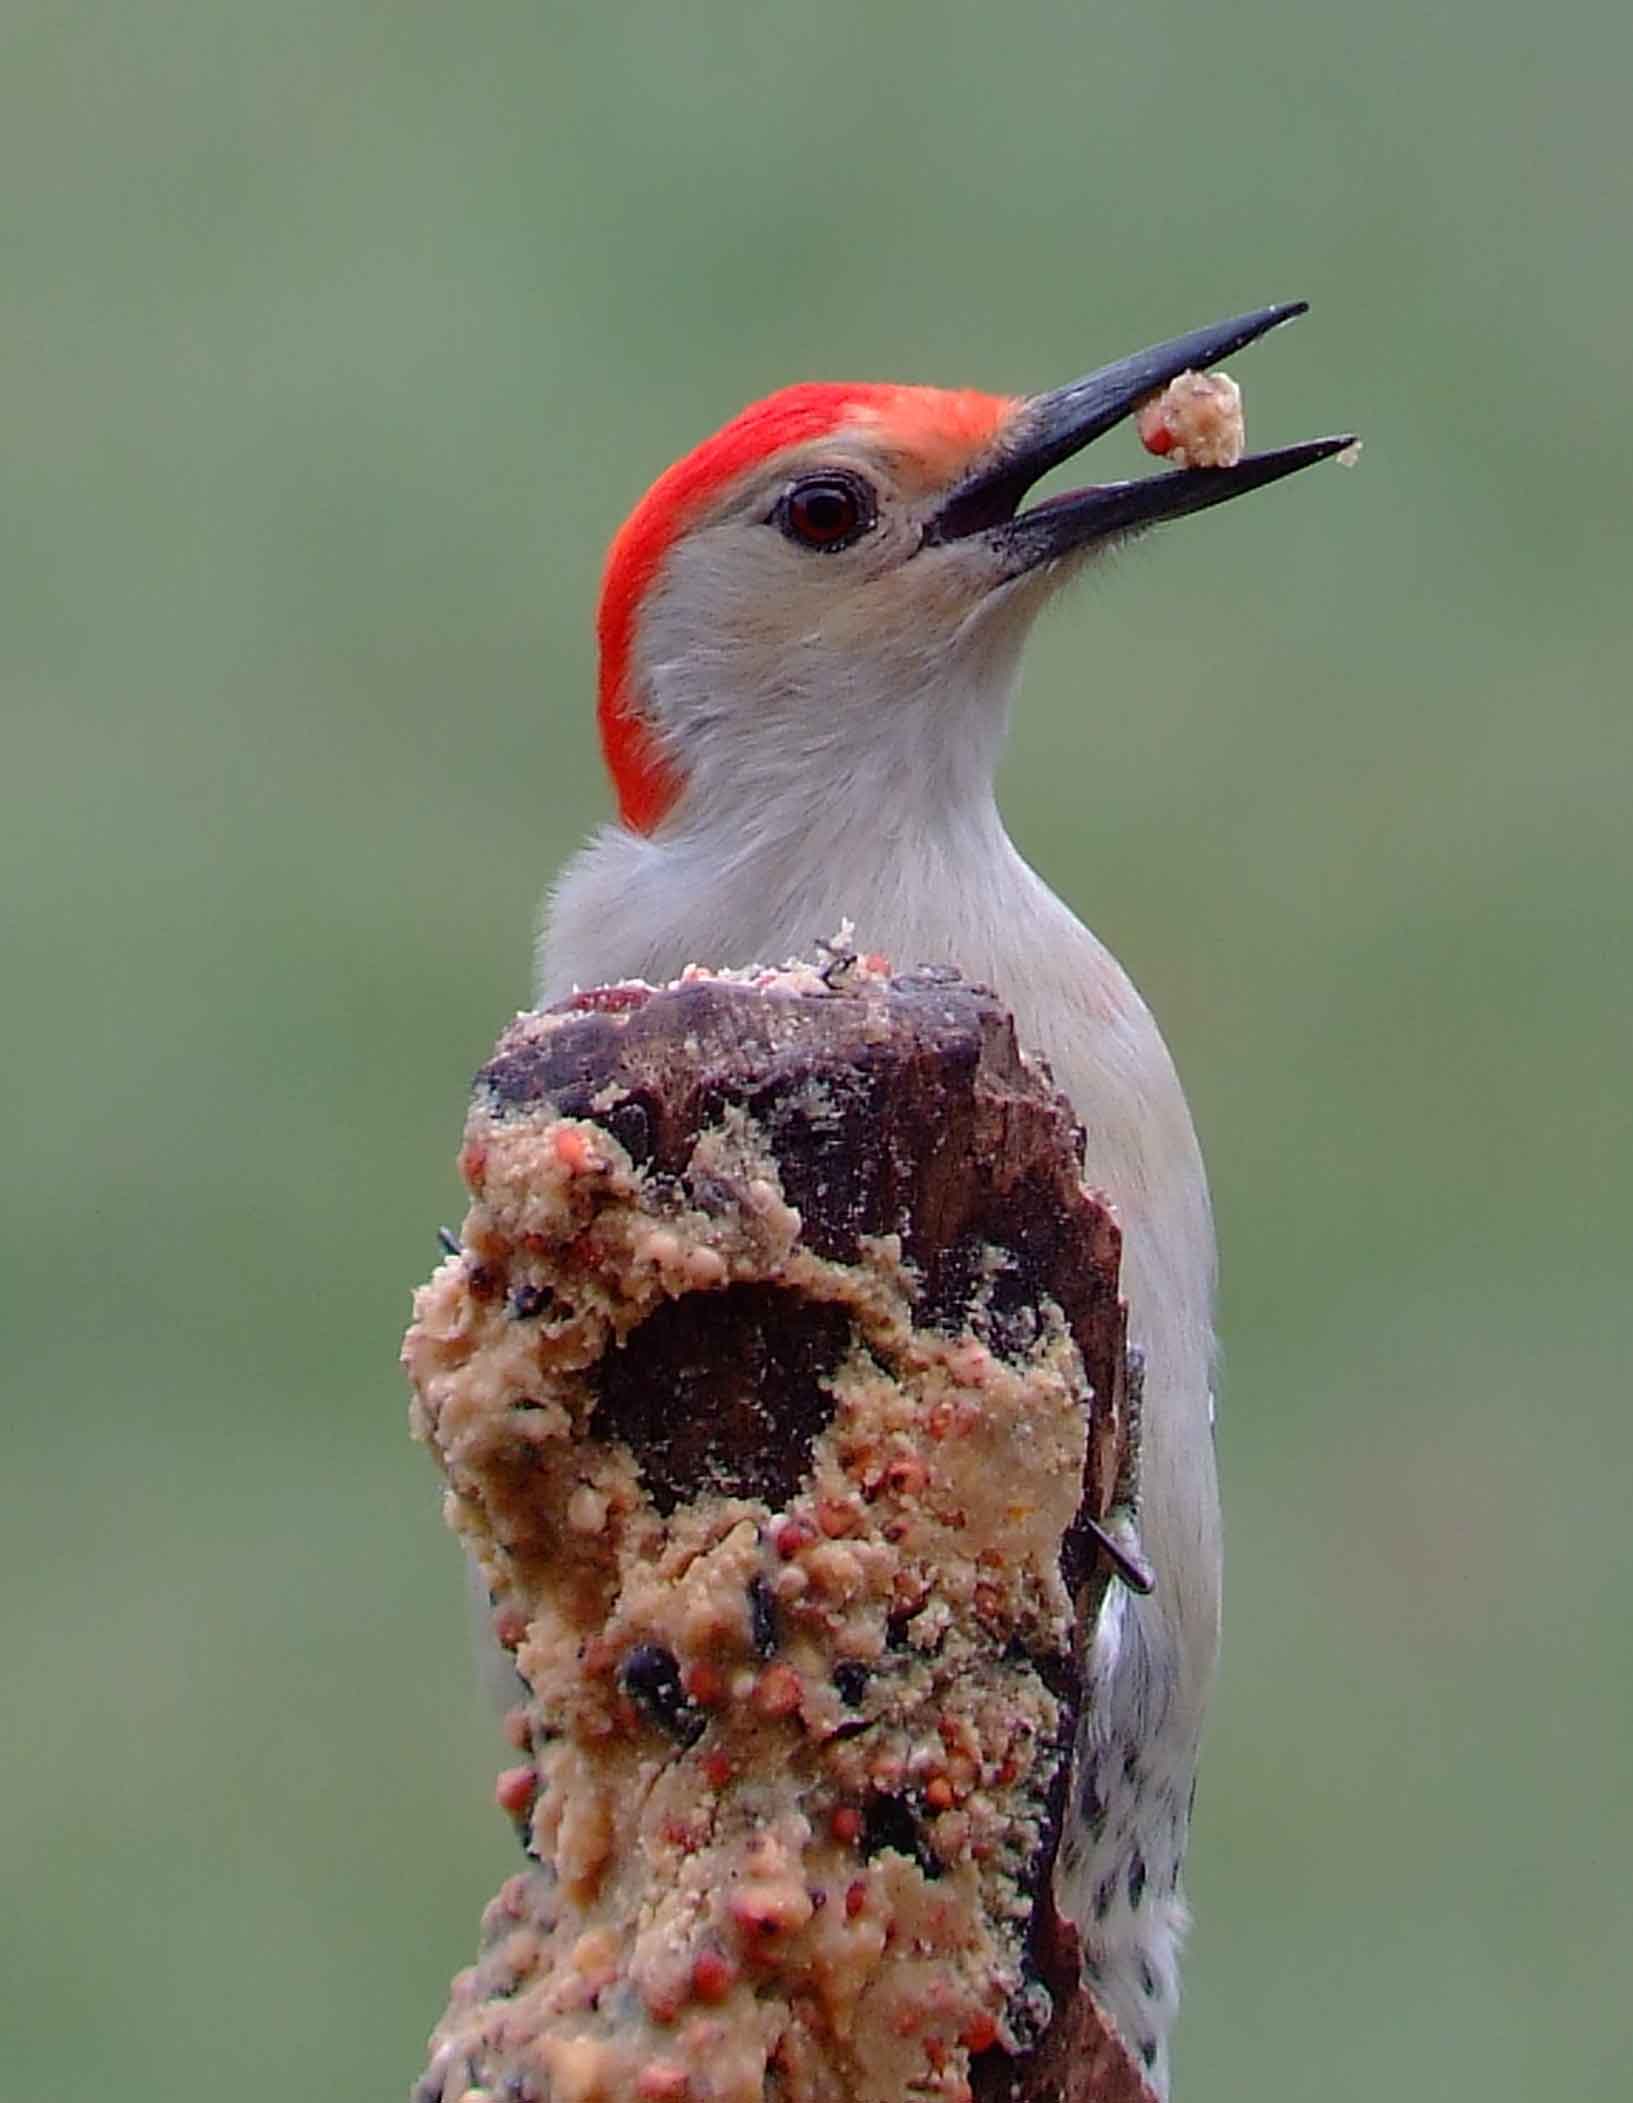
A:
[924,300,1353,570]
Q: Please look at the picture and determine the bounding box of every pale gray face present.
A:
[640,424,1050,691]
[628,427,1061,819]
[621,303,1349,820]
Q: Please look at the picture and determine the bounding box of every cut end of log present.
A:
[403,958,1156,2103]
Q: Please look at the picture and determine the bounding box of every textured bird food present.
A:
[1134,371,1245,469]
[403,962,1156,2103]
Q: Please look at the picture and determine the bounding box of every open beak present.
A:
[925,300,1353,569]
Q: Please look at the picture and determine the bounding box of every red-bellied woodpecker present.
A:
[534,303,1350,2095]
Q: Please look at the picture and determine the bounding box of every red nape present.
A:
[595,382,1010,833]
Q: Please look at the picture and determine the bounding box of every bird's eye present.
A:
[776,474,875,552]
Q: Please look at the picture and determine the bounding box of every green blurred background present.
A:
[4,2,1629,2096]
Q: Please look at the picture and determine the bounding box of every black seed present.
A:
[621,1644,704,1746]
[833,1660,870,1707]
[1138,1959,1157,1998]
[1079,1765,1107,1837]
[599,1095,653,1165]
[748,1574,779,1657]
[436,1226,461,1257]
[1122,1748,1141,1786]
[861,1794,942,1880]
[509,1282,554,1320]
[622,1643,681,1694]
[1128,1851,1148,1907]
[1140,2039,1158,2069]
[1092,1875,1116,1921]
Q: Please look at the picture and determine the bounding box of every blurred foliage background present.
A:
[4,2,1629,2097]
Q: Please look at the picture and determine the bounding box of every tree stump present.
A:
[402,957,1157,2103]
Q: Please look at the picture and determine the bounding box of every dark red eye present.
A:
[777,474,875,552]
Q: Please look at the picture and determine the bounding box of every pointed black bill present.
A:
[924,300,1353,569]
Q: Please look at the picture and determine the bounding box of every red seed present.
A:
[494,1765,535,1815]
[771,1516,816,1559]
[728,1884,808,1937]
[844,1880,868,1919]
[700,1748,734,1790]
[690,1947,737,2003]
[959,2013,998,2054]
[924,1776,955,1811]
[753,1664,803,1720]
[569,984,652,1015]
[682,1660,725,1707]
[552,1125,603,1175]
[830,1806,862,1845]
[636,2064,689,2102]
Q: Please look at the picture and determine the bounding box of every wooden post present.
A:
[403,959,1157,2103]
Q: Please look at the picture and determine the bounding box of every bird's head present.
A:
[597,303,1350,834]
